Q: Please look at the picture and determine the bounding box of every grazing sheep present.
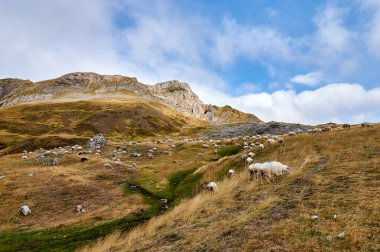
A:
[103,162,112,169]
[228,169,235,177]
[248,152,255,158]
[248,161,290,183]
[81,157,89,163]
[288,132,296,136]
[246,157,253,164]
[322,127,332,132]
[277,138,284,145]
[342,124,351,129]
[147,153,154,159]
[361,122,373,128]
[203,182,218,192]
[20,205,31,216]
[267,139,275,145]
[21,155,28,160]
[76,204,85,213]
[202,144,210,148]
[114,160,124,168]
[258,144,264,150]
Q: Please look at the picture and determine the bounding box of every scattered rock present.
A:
[337,232,345,240]
[20,205,31,216]
[87,134,107,149]
[311,214,319,220]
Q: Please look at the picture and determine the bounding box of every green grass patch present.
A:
[217,145,243,158]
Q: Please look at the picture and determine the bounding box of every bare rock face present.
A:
[147,80,205,118]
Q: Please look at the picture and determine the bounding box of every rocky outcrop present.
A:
[87,133,107,149]
[147,80,205,118]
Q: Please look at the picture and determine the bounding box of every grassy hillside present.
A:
[84,125,380,251]
[0,98,208,154]
[212,105,262,124]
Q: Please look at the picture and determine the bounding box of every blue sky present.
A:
[1,0,380,124]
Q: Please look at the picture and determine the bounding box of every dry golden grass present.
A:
[83,125,380,252]
[0,139,222,231]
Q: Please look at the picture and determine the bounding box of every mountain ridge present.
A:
[0,72,261,124]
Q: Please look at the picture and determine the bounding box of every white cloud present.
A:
[314,5,352,53]
[205,83,380,125]
[0,0,128,81]
[361,0,380,58]
[211,18,295,67]
[290,71,325,86]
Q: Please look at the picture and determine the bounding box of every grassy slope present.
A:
[0,138,234,251]
[0,98,208,154]
[85,125,380,251]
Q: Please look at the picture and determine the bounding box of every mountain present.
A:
[0,72,261,124]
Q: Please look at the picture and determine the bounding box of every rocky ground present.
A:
[205,121,311,139]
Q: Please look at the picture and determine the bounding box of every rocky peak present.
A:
[147,80,205,118]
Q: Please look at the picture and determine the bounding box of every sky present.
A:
[1,0,380,124]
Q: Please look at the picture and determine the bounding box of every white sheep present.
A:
[202,144,210,148]
[267,139,275,145]
[114,160,124,168]
[103,162,112,169]
[203,182,218,192]
[248,152,255,158]
[20,205,31,216]
[258,144,264,150]
[228,169,235,177]
[248,161,290,183]
[246,157,253,164]
[21,155,28,160]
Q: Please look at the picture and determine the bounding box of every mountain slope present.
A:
[0,72,261,124]
[0,97,208,154]
[83,125,380,252]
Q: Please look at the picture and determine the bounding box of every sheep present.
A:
[246,157,253,164]
[20,205,31,216]
[248,161,290,183]
[257,144,264,150]
[248,152,255,158]
[277,138,284,145]
[76,204,85,213]
[288,131,296,136]
[147,153,154,159]
[342,124,351,129]
[361,122,373,128]
[103,162,112,169]
[267,139,276,145]
[81,157,89,163]
[228,169,235,177]
[202,144,210,148]
[21,155,28,160]
[114,160,125,168]
[203,182,218,192]
[322,127,332,132]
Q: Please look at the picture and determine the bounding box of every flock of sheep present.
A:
[4,122,374,215]
[202,122,374,193]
